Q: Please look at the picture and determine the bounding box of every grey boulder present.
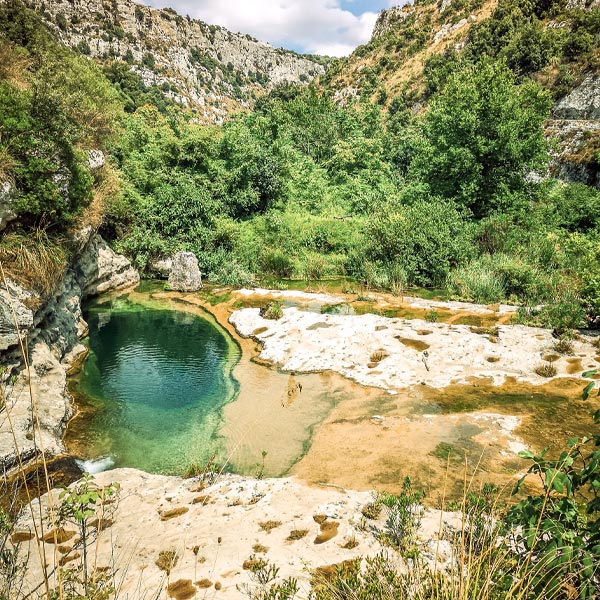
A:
[168,251,203,292]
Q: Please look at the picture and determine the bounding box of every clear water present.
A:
[70,297,240,475]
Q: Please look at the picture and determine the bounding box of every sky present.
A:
[138,1,408,57]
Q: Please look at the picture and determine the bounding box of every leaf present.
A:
[518,449,535,459]
[582,370,598,379]
[583,382,595,400]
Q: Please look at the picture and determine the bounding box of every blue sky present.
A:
[138,1,408,56]
[341,1,392,16]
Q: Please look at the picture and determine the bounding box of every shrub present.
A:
[379,477,425,555]
[260,248,294,278]
[259,301,283,320]
[207,258,257,287]
[366,199,475,287]
[141,52,155,69]
[552,339,574,355]
[425,310,439,323]
[448,260,506,303]
[506,411,600,599]
[534,363,557,377]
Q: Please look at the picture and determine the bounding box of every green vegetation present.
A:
[1,0,599,336]
[0,0,121,293]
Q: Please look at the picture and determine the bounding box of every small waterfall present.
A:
[75,457,115,474]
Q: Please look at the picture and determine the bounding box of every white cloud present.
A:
[137,0,382,56]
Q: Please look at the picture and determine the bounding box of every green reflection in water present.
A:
[71,296,240,475]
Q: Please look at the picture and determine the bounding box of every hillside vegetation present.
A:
[1,0,600,330]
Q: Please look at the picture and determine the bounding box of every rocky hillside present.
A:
[19,0,326,122]
[322,0,600,187]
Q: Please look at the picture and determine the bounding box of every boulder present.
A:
[87,149,106,170]
[78,234,140,297]
[554,73,600,120]
[0,182,16,232]
[167,251,203,292]
[0,280,37,351]
[148,257,173,278]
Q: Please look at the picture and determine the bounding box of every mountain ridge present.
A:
[17,0,327,122]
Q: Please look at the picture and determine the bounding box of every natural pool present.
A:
[65,285,600,499]
[67,295,240,474]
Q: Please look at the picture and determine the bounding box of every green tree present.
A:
[365,198,475,287]
[411,61,551,218]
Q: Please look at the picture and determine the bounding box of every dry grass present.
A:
[341,536,359,549]
[0,230,69,296]
[0,147,17,187]
[370,350,389,363]
[258,520,282,533]
[535,363,558,378]
[552,339,574,355]
[361,502,382,520]
[286,529,309,541]
[155,548,178,573]
[0,41,32,90]
[74,164,122,232]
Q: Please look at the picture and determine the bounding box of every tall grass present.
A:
[0,230,68,296]
[448,261,505,303]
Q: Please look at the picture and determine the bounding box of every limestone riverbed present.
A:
[11,283,600,599]
[64,284,598,499]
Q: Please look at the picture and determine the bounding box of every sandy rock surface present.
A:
[230,307,598,390]
[16,469,460,599]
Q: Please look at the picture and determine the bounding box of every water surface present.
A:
[68,296,240,474]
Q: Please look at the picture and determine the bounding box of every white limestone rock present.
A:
[167,251,203,292]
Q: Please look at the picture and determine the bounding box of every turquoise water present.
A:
[70,297,240,474]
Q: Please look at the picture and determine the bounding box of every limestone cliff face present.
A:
[371,4,417,39]
[20,0,325,122]
[548,74,600,187]
[0,231,139,471]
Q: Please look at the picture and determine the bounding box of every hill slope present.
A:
[322,0,600,187]
[18,0,326,122]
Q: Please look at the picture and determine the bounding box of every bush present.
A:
[506,411,600,599]
[366,199,475,287]
[379,477,425,555]
[260,248,294,278]
[448,260,506,303]
[449,254,547,304]
[259,301,283,320]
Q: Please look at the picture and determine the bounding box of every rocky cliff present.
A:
[0,231,139,471]
[548,73,600,187]
[19,0,326,123]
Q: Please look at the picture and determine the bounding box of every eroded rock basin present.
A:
[66,283,600,500]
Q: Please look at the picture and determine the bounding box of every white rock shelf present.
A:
[230,307,597,391]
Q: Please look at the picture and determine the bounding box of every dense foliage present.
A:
[0,0,120,227]
[1,0,600,327]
